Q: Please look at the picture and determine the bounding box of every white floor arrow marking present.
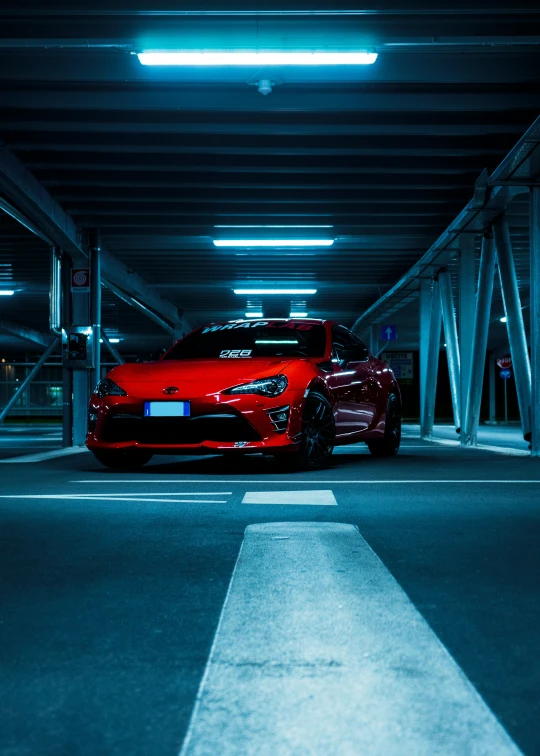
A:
[242,489,337,505]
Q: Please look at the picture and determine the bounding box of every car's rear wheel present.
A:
[277,390,335,470]
[91,449,153,470]
[367,392,401,457]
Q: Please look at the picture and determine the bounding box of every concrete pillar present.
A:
[458,235,476,444]
[419,279,432,432]
[493,216,532,440]
[89,230,101,391]
[531,187,540,456]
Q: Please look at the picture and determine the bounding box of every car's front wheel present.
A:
[277,390,335,470]
[91,449,153,470]
[367,392,401,457]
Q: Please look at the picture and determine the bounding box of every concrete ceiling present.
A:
[1,1,540,353]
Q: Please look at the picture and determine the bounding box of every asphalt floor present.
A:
[1,439,539,755]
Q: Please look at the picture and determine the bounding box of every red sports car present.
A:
[87,319,401,470]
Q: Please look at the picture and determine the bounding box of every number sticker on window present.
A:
[219,349,252,358]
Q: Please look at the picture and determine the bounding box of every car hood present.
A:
[108,358,293,398]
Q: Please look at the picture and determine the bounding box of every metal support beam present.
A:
[101,332,125,366]
[458,235,476,444]
[463,235,496,446]
[104,279,177,336]
[89,230,101,390]
[0,319,52,348]
[0,337,60,425]
[0,143,187,335]
[489,353,497,423]
[439,270,461,432]
[419,279,432,431]
[421,279,442,439]
[71,268,90,447]
[61,256,72,447]
[49,245,62,334]
[531,187,540,456]
[493,216,532,440]
[351,115,540,336]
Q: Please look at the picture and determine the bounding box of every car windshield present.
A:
[164,321,327,360]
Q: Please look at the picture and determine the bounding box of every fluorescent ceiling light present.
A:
[500,316,507,323]
[214,239,333,247]
[100,337,121,343]
[214,225,333,229]
[245,312,263,318]
[138,51,377,66]
[235,288,317,295]
[290,312,308,318]
[0,290,15,296]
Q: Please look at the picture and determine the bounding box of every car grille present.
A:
[102,413,261,444]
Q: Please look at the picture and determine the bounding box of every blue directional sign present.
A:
[381,325,397,341]
[500,368,512,380]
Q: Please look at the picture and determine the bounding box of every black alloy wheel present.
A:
[91,449,153,470]
[367,392,402,457]
[279,390,335,470]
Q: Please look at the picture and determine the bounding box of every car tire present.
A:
[276,390,335,470]
[91,449,153,470]
[367,392,401,457]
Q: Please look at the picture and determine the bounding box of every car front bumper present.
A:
[86,390,305,454]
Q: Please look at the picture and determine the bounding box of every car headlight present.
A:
[223,375,288,397]
[95,376,127,399]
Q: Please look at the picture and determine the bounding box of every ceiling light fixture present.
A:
[257,79,273,95]
[290,312,308,318]
[0,290,15,296]
[245,312,263,318]
[214,225,333,229]
[137,51,377,66]
[234,288,317,295]
[500,316,507,323]
[214,239,333,247]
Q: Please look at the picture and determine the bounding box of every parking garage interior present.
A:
[1,2,540,754]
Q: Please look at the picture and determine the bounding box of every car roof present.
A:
[218,318,329,325]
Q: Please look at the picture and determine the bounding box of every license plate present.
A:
[144,401,190,417]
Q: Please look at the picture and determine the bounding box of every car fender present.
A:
[304,376,335,408]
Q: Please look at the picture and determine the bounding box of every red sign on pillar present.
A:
[71,268,90,293]
[496,355,512,370]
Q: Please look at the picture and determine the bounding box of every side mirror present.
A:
[340,344,369,365]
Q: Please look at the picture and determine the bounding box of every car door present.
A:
[327,327,377,436]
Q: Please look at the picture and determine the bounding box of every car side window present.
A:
[332,326,369,362]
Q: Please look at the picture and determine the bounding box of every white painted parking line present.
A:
[0,495,228,504]
[180,523,521,756]
[242,489,337,505]
[0,447,88,463]
[77,492,233,496]
[74,479,540,484]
